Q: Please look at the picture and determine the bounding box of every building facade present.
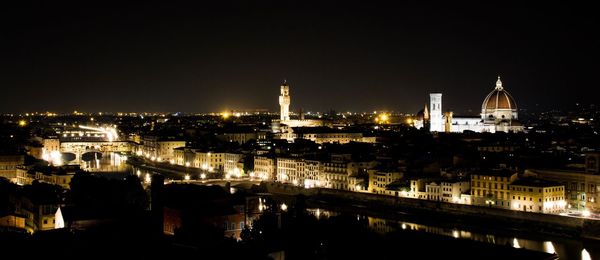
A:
[510,178,565,214]
[470,170,517,209]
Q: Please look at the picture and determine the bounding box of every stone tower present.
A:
[279,80,290,121]
[429,93,443,132]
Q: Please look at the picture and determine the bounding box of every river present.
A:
[306,208,598,260]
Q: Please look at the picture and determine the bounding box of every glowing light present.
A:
[281,203,288,211]
[145,174,151,184]
[582,248,591,260]
[184,174,190,181]
[512,238,520,248]
[18,120,27,127]
[292,179,298,186]
[401,223,406,230]
[169,159,175,164]
[453,230,459,238]
[78,125,119,142]
[378,113,389,123]
[225,174,231,179]
[583,210,591,217]
[222,112,230,119]
[543,241,556,254]
[200,173,206,179]
[136,170,141,176]
[185,162,190,167]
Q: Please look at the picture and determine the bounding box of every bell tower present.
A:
[279,80,290,121]
[429,93,443,132]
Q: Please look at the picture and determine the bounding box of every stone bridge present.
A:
[60,141,133,162]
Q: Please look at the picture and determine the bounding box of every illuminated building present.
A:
[320,161,349,190]
[276,157,304,185]
[526,165,600,213]
[440,180,471,204]
[413,104,429,129]
[470,169,517,209]
[368,169,403,195]
[279,127,375,144]
[12,185,64,233]
[253,155,276,181]
[0,212,25,230]
[279,80,290,121]
[429,93,444,132]
[139,136,185,161]
[0,155,25,182]
[416,77,524,133]
[274,156,376,190]
[510,178,565,213]
[274,81,323,131]
[16,165,77,189]
[217,131,268,145]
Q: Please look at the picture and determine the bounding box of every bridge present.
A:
[60,141,133,162]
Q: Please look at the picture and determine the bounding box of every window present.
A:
[43,219,48,224]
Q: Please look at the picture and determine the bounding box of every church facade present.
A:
[414,77,524,133]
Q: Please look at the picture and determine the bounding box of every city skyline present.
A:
[1,1,598,113]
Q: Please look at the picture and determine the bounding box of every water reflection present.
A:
[81,152,130,172]
[306,208,596,260]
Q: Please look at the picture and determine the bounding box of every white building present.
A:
[429,93,444,132]
[441,180,471,204]
[253,155,276,181]
[416,77,524,133]
[426,182,442,201]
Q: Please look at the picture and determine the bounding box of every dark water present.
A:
[306,208,598,260]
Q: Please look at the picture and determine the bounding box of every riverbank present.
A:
[262,182,600,241]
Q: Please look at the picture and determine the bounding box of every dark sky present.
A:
[1,1,598,114]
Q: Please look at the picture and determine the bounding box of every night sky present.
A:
[1,1,597,114]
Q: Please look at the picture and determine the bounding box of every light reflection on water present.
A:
[306,208,596,260]
[81,152,130,172]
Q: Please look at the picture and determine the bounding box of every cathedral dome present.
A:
[481,77,517,112]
